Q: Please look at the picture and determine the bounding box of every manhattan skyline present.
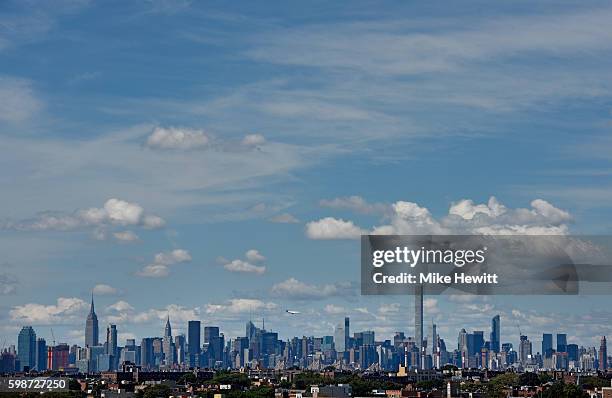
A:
[2,0,612,353]
[7,295,608,374]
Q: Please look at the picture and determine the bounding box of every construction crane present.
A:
[50,327,56,346]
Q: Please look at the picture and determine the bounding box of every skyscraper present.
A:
[175,334,186,365]
[106,324,118,370]
[415,285,423,353]
[430,322,438,356]
[600,336,608,370]
[490,315,500,353]
[35,338,47,371]
[556,333,567,353]
[519,335,532,365]
[162,316,175,365]
[188,320,201,368]
[471,331,484,357]
[85,294,99,347]
[542,333,553,358]
[140,338,154,369]
[334,322,346,352]
[344,317,350,350]
[17,326,36,371]
[204,326,221,365]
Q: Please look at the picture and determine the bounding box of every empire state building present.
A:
[85,294,99,347]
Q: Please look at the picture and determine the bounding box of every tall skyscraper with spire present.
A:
[85,294,99,347]
[162,316,175,365]
[164,316,172,338]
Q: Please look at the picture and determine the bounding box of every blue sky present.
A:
[1,0,612,352]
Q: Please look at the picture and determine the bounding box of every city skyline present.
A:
[5,294,609,361]
[5,301,608,374]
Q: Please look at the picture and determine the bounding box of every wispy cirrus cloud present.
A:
[270,278,357,300]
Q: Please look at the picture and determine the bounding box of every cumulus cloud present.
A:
[245,249,265,263]
[218,249,267,275]
[137,249,192,277]
[270,278,356,300]
[223,260,266,274]
[146,126,210,150]
[305,217,366,239]
[9,297,88,324]
[206,298,277,314]
[372,201,447,235]
[306,196,572,238]
[106,300,134,313]
[268,213,300,223]
[1,198,165,233]
[104,301,137,325]
[92,284,119,295]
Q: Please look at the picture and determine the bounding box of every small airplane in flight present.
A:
[286,310,300,315]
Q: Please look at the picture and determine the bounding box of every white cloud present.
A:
[0,124,313,229]
[102,198,143,225]
[106,300,134,312]
[2,198,165,233]
[268,213,299,223]
[372,201,447,235]
[146,126,210,150]
[113,230,139,242]
[137,264,170,277]
[245,249,265,263]
[307,196,572,238]
[242,134,266,147]
[305,217,366,239]
[92,284,119,295]
[218,249,267,275]
[9,297,87,324]
[249,8,612,77]
[223,259,266,275]
[449,197,506,220]
[153,249,191,264]
[137,249,192,278]
[270,278,356,300]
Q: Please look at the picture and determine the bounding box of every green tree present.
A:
[211,371,251,388]
[542,382,588,398]
[179,373,197,385]
[142,384,172,398]
[518,372,540,386]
